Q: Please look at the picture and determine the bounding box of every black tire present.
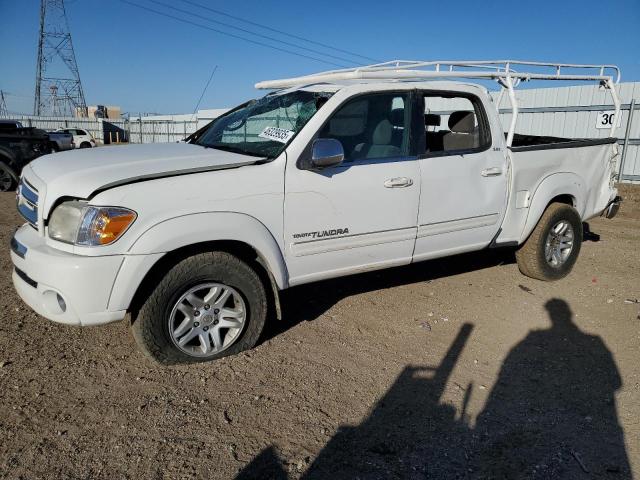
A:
[515,202,583,281]
[80,142,91,148]
[0,162,17,192]
[50,143,59,152]
[131,251,267,365]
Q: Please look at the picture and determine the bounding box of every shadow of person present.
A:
[471,298,631,479]
[237,300,631,479]
[235,324,476,480]
[300,323,475,479]
[234,446,288,480]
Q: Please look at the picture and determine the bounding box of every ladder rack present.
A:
[255,60,622,144]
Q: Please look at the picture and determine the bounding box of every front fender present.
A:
[520,172,585,243]
[127,211,288,289]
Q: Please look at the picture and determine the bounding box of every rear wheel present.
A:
[131,251,267,365]
[80,142,91,148]
[516,203,582,281]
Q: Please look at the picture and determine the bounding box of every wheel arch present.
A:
[113,212,287,321]
[519,172,584,244]
[127,239,283,323]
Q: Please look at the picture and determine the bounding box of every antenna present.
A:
[192,65,218,120]
[34,0,88,117]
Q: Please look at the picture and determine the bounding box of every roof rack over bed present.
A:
[255,60,622,146]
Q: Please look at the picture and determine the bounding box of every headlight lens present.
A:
[48,201,136,246]
[48,201,86,243]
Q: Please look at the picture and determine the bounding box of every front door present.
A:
[283,91,421,286]
[414,90,508,261]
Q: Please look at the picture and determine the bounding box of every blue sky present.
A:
[1,0,639,115]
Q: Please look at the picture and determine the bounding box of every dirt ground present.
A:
[0,185,638,479]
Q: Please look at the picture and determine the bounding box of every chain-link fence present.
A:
[0,115,204,145]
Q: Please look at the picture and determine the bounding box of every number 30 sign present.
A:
[596,111,622,129]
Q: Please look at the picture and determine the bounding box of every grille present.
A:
[16,178,39,229]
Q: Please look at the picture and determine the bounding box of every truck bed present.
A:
[496,137,618,246]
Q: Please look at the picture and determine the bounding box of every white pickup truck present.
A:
[10,60,622,364]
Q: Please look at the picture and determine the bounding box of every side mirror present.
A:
[311,138,344,169]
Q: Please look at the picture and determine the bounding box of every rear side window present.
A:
[318,92,411,162]
[422,94,490,155]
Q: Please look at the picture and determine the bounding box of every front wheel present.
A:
[131,251,268,365]
[515,203,583,281]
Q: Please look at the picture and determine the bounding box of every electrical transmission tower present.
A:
[0,91,8,117]
[34,0,87,117]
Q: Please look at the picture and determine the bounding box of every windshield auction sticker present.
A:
[258,126,295,143]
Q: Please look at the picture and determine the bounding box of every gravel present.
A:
[1,185,639,479]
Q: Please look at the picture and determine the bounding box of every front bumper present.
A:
[10,224,127,326]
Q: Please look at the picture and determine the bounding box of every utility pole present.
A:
[34,0,87,117]
[0,91,7,117]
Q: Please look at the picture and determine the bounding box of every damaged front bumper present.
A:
[10,224,127,326]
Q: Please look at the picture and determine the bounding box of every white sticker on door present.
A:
[258,126,295,143]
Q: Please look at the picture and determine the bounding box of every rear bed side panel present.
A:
[497,143,618,245]
[520,172,584,241]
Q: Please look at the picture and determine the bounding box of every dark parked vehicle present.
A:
[0,121,52,192]
[0,119,25,131]
[0,119,74,152]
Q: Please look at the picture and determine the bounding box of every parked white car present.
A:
[56,128,96,148]
[10,60,622,364]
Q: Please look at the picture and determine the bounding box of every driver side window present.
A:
[318,93,410,162]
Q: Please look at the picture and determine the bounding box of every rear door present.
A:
[283,91,422,285]
[413,90,508,261]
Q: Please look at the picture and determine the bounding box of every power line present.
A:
[119,0,350,68]
[149,0,363,66]
[178,0,379,63]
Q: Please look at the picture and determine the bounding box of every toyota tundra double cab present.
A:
[10,60,623,364]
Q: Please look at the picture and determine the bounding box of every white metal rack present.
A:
[255,60,622,146]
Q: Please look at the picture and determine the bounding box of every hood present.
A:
[27,142,262,216]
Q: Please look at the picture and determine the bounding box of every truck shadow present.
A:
[266,248,515,342]
[238,299,631,479]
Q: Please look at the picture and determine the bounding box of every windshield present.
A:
[191,90,333,159]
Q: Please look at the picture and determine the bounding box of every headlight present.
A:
[48,201,136,246]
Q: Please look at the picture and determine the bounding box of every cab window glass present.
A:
[423,95,488,154]
[319,93,410,162]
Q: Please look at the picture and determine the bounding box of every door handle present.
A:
[384,177,413,188]
[481,167,503,177]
